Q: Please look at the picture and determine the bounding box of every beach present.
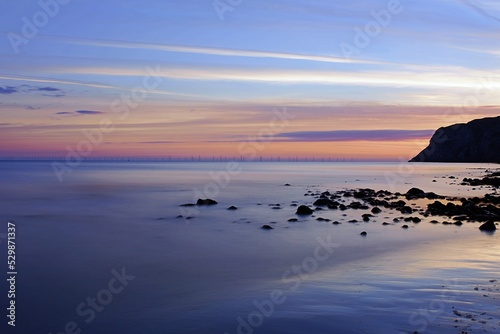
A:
[0,161,499,334]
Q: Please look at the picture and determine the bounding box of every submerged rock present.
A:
[261,224,274,230]
[296,205,314,215]
[227,206,238,210]
[479,221,496,231]
[196,198,218,206]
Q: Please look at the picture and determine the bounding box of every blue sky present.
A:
[0,0,499,159]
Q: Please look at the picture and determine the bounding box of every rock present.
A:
[179,203,195,207]
[362,213,373,222]
[382,222,390,225]
[196,198,218,206]
[288,218,298,222]
[405,187,426,199]
[371,207,382,214]
[227,206,238,210]
[412,217,421,223]
[479,221,496,231]
[332,221,341,225]
[284,183,291,186]
[261,225,274,230]
[296,205,314,215]
[402,225,409,229]
[410,116,500,163]
[400,206,413,214]
[314,198,335,207]
[360,231,367,236]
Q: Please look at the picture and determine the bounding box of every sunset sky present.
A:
[1,0,499,160]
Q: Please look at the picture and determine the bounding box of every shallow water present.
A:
[0,161,498,334]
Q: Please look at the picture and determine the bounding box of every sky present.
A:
[0,0,499,160]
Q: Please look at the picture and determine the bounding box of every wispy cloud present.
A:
[57,64,500,90]
[0,86,18,94]
[275,129,435,142]
[46,36,383,65]
[0,84,65,96]
[56,110,104,116]
[459,0,500,22]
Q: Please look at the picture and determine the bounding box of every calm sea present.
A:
[0,161,498,334]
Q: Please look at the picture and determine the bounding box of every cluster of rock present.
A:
[177,170,499,233]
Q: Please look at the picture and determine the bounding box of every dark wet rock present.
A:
[316,217,331,222]
[261,224,274,230]
[382,222,390,225]
[290,203,298,207]
[314,198,336,207]
[227,206,238,210]
[412,217,421,223]
[430,220,439,224]
[425,192,440,199]
[362,213,373,222]
[453,221,463,226]
[332,221,341,225]
[479,221,496,231]
[175,215,182,219]
[327,203,339,210]
[427,198,500,222]
[349,202,369,210]
[196,198,218,206]
[360,231,367,236]
[349,219,358,223]
[180,203,196,207]
[296,205,314,215]
[405,187,426,199]
[402,225,409,229]
[339,204,348,211]
[371,207,382,214]
[463,176,500,188]
[400,206,413,214]
[288,218,298,222]
[442,221,452,225]
[410,116,500,163]
[393,218,400,222]
[284,183,291,186]
[390,200,407,208]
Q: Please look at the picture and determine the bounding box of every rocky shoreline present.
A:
[178,168,500,234]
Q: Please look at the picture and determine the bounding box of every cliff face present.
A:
[410,116,500,163]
